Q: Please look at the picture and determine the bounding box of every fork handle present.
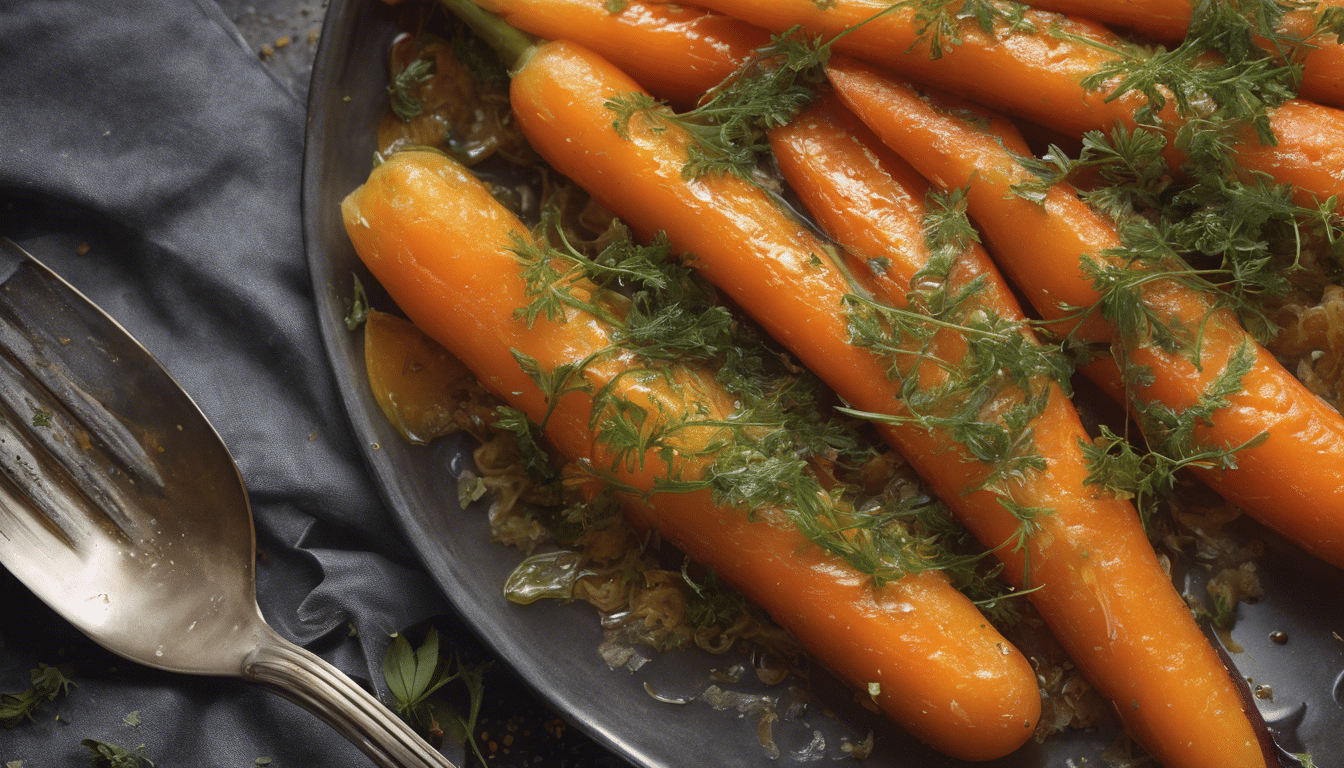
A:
[243,631,458,768]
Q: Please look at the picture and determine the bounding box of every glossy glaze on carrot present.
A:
[508,39,1278,767]
[1010,0,1344,108]
[642,0,1344,206]
[769,91,1276,768]
[342,148,1042,761]
[826,54,1344,576]
[1283,0,1344,108]
[467,0,770,108]
[1015,0,1190,42]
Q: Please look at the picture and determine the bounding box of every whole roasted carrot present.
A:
[342,148,1043,761]
[507,38,1275,767]
[459,0,770,108]
[644,0,1344,204]
[825,54,1344,573]
[767,90,1276,768]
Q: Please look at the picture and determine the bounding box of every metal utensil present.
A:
[0,238,455,768]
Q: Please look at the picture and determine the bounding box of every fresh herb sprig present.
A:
[80,740,154,768]
[1015,125,1343,347]
[605,3,918,181]
[389,49,437,122]
[502,209,999,589]
[843,188,1073,491]
[681,561,746,629]
[902,0,1036,60]
[606,27,832,182]
[1055,0,1319,148]
[383,627,490,765]
[1,663,75,728]
[839,188,1079,579]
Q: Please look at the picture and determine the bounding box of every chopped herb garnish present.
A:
[345,273,371,330]
[80,739,153,768]
[902,0,1036,60]
[681,561,746,628]
[388,52,436,122]
[607,27,831,182]
[1,663,75,728]
[842,187,1073,513]
[502,207,993,588]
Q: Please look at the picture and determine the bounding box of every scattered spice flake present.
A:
[76,242,90,256]
[122,710,140,727]
[541,718,565,739]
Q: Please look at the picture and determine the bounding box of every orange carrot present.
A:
[363,309,480,444]
[1015,0,1190,42]
[462,0,771,108]
[652,0,1154,136]
[1011,0,1344,108]
[1281,0,1344,107]
[767,90,1275,768]
[826,54,1344,575]
[644,0,1344,204]
[507,39,1274,767]
[342,148,1042,761]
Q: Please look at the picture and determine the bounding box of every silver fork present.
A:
[0,238,455,768]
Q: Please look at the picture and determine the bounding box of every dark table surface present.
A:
[215,0,325,103]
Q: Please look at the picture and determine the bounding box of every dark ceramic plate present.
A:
[299,1,1344,765]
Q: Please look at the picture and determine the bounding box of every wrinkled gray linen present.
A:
[0,1,501,764]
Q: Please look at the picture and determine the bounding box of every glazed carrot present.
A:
[1013,0,1344,108]
[826,54,1344,574]
[654,0,1154,137]
[1280,0,1344,107]
[1015,0,1190,42]
[767,90,1274,768]
[364,309,479,444]
[507,39,1274,767]
[342,148,1042,761]
[644,0,1344,204]
[461,0,771,108]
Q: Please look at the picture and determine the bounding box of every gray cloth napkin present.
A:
[0,0,461,764]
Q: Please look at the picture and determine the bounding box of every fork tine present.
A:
[0,242,168,550]
[0,241,167,491]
